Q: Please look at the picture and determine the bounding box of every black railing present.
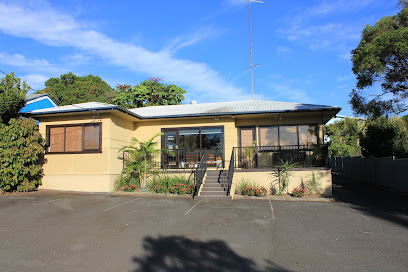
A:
[227,149,235,196]
[194,151,207,197]
[152,149,223,171]
[233,144,326,169]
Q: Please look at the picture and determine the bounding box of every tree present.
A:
[360,117,408,157]
[0,72,29,124]
[113,78,186,109]
[350,1,408,117]
[0,118,44,192]
[37,72,116,106]
[325,118,365,157]
[119,133,163,188]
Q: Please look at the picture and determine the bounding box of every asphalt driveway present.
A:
[0,183,407,272]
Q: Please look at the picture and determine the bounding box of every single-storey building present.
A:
[28,100,340,198]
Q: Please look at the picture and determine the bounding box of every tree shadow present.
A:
[132,235,290,272]
[332,175,408,228]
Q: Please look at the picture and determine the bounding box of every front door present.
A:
[162,129,179,168]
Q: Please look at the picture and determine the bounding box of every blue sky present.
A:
[0,0,400,116]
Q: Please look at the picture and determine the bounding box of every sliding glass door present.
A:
[162,127,224,168]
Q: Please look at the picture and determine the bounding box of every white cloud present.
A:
[267,82,313,104]
[0,52,62,73]
[20,74,48,90]
[165,27,218,54]
[225,0,247,7]
[0,2,249,102]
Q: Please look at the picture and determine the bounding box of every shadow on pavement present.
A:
[132,235,290,272]
[332,175,408,228]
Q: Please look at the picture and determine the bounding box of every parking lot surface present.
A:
[0,186,407,272]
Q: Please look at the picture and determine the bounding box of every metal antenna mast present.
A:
[248,0,263,100]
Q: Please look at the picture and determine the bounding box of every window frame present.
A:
[46,122,102,154]
[257,124,320,148]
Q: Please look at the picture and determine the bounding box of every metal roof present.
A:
[28,100,340,119]
[26,93,50,102]
[129,100,341,119]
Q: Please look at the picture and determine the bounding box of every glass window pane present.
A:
[201,129,223,150]
[49,127,64,152]
[259,127,278,146]
[240,128,254,147]
[84,124,100,150]
[298,125,317,147]
[279,126,298,146]
[65,126,82,152]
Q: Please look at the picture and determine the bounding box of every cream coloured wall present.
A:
[37,113,127,192]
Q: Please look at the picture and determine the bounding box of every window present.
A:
[46,123,102,153]
[257,125,319,148]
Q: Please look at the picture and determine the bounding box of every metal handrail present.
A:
[227,149,235,196]
[194,151,207,197]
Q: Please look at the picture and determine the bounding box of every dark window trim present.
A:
[161,125,225,161]
[257,124,319,147]
[46,122,102,154]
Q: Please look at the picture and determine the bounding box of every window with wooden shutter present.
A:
[46,123,101,153]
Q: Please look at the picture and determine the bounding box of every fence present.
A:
[329,156,408,193]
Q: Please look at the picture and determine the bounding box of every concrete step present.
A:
[200,191,227,196]
[201,187,225,192]
[195,196,232,200]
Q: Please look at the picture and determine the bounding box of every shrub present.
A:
[0,118,45,192]
[122,184,139,192]
[235,178,257,194]
[169,183,195,195]
[305,172,321,194]
[147,175,193,195]
[241,185,267,197]
[292,187,307,198]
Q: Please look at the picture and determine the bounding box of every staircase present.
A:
[195,170,232,200]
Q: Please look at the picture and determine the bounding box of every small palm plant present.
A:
[119,132,163,188]
[273,159,297,195]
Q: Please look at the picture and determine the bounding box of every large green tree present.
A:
[325,118,365,157]
[37,72,116,106]
[0,72,29,124]
[114,78,186,109]
[361,117,408,157]
[350,1,408,117]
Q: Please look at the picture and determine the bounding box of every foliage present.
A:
[0,72,29,124]
[242,141,257,168]
[361,117,408,157]
[350,3,408,117]
[113,78,186,109]
[119,133,163,188]
[273,160,297,195]
[169,183,195,195]
[122,184,139,192]
[114,174,140,191]
[292,187,307,198]
[241,185,267,197]
[0,118,44,192]
[325,118,365,157]
[305,172,321,194]
[37,72,116,106]
[148,175,193,195]
[235,178,257,194]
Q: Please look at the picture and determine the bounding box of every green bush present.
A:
[0,118,45,192]
[148,175,193,195]
[236,178,267,197]
[114,174,140,191]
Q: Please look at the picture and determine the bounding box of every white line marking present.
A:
[185,199,203,215]
[268,199,275,220]
[341,203,370,221]
[33,198,66,206]
[103,198,141,212]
